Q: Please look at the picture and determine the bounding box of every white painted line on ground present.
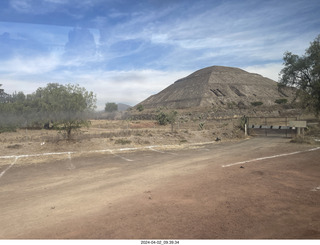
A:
[0,151,75,160]
[307,147,320,152]
[118,147,139,152]
[189,141,217,146]
[89,149,134,161]
[0,141,218,178]
[0,157,18,179]
[83,149,134,161]
[147,146,178,155]
[89,149,110,154]
[108,150,134,162]
[67,152,76,170]
[0,140,218,177]
[148,146,165,154]
[222,147,320,168]
[68,152,72,160]
[0,141,217,161]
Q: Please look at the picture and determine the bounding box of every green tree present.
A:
[136,104,144,112]
[105,102,118,112]
[0,83,96,135]
[0,85,27,131]
[34,83,96,139]
[279,34,320,116]
[156,109,178,132]
[0,84,11,103]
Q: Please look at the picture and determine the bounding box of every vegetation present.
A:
[33,83,96,140]
[199,122,205,130]
[105,102,118,112]
[279,34,320,116]
[275,98,288,104]
[136,104,144,112]
[239,115,248,131]
[0,85,38,131]
[114,138,132,145]
[227,102,236,109]
[156,110,177,125]
[0,83,96,139]
[0,84,10,103]
[251,101,263,107]
[156,109,178,132]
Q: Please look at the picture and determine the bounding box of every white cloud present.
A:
[2,79,44,95]
[10,0,32,13]
[58,69,192,110]
[9,0,97,14]
[2,68,191,110]
[0,53,61,75]
[143,0,319,66]
[242,63,284,82]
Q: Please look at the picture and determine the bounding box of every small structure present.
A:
[246,117,304,138]
[289,121,307,137]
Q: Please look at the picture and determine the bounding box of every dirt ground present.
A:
[0,119,244,168]
[1,132,320,239]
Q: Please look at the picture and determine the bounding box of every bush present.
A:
[105,102,118,112]
[156,110,177,125]
[0,125,17,133]
[290,135,312,144]
[115,139,132,145]
[275,98,288,104]
[156,111,169,125]
[199,122,205,130]
[136,105,144,112]
[156,110,178,132]
[251,101,263,107]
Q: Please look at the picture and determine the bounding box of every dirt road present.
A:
[0,137,319,239]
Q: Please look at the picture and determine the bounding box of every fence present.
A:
[247,117,298,137]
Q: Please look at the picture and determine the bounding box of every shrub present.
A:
[227,102,236,109]
[105,102,118,112]
[199,122,205,130]
[275,98,288,104]
[136,104,144,112]
[290,135,312,144]
[115,139,132,145]
[0,125,17,133]
[251,101,263,107]
[156,111,168,125]
[156,110,178,132]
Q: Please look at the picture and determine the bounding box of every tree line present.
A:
[0,83,96,139]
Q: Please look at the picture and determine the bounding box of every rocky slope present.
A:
[138,66,297,110]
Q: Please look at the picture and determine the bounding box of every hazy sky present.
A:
[0,0,319,109]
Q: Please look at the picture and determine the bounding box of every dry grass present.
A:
[0,119,243,158]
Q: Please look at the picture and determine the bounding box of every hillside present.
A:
[118,103,131,111]
[138,66,297,110]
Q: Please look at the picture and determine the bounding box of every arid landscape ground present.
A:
[1,119,320,239]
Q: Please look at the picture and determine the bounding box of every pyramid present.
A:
[139,66,296,109]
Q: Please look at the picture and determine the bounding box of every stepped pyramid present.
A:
[139,66,296,109]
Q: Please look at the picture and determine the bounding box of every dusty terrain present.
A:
[1,124,320,239]
[0,119,242,158]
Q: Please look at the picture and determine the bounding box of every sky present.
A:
[0,0,319,110]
